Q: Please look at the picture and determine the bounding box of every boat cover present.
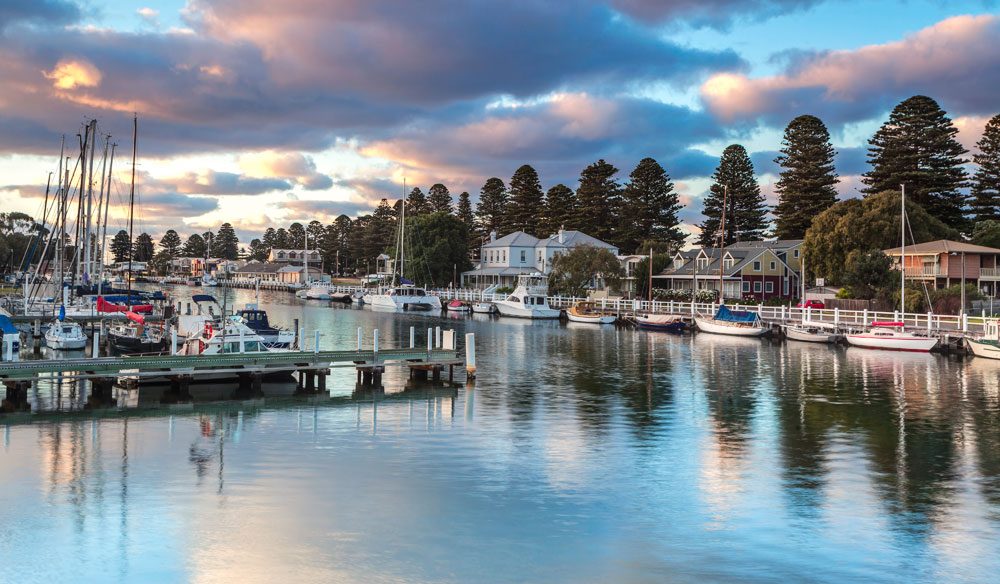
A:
[125,311,145,325]
[0,314,17,335]
[192,294,218,304]
[714,305,759,323]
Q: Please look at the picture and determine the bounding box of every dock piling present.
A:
[314,330,321,354]
[465,333,476,379]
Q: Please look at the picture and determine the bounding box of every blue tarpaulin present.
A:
[714,305,759,323]
[192,294,218,304]
[0,315,17,335]
[400,277,415,285]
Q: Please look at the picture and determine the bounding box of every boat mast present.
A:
[398,178,406,286]
[97,138,114,297]
[647,246,653,303]
[127,114,137,307]
[84,120,97,285]
[900,183,905,313]
[717,185,728,303]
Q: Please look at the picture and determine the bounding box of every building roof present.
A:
[482,229,617,251]
[483,232,540,248]
[541,230,616,250]
[883,239,1000,255]
[462,266,539,277]
[725,239,803,251]
[237,262,283,274]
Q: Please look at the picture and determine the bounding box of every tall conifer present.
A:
[541,184,576,236]
[475,177,508,237]
[505,164,545,235]
[406,187,430,216]
[428,183,453,213]
[619,157,684,253]
[697,145,768,246]
[971,114,1000,224]
[773,115,839,239]
[573,159,621,245]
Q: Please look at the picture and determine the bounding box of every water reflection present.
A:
[3,288,1000,581]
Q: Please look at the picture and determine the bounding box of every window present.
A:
[753,261,761,271]
[723,258,735,270]
[674,258,684,269]
[765,282,774,293]
[521,250,526,263]
[538,251,543,263]
[754,281,762,293]
[742,281,750,292]
[697,257,709,269]
[770,261,776,270]
[794,249,800,258]
[502,250,506,263]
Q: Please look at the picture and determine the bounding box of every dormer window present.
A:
[674,258,683,269]
[723,258,735,270]
[697,257,709,269]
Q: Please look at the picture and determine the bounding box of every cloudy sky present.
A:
[0,0,997,241]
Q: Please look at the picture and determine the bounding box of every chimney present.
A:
[490,230,497,242]
[558,227,565,244]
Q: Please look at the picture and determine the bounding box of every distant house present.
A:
[236,262,284,281]
[654,240,803,301]
[268,249,322,267]
[884,239,1000,297]
[461,229,620,289]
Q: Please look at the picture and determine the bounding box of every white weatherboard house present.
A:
[462,229,619,289]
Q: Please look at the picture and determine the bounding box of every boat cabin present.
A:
[390,287,429,297]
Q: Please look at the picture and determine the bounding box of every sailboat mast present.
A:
[84,120,97,284]
[398,178,406,286]
[718,185,728,302]
[900,183,905,312]
[647,247,653,303]
[98,142,116,297]
[127,114,137,305]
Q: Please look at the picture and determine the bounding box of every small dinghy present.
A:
[447,300,471,312]
[635,314,687,333]
[472,302,495,314]
[784,320,840,343]
[566,302,616,324]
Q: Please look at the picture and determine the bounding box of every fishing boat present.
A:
[108,311,167,353]
[784,320,840,343]
[472,302,495,314]
[493,274,560,319]
[44,308,87,350]
[446,300,471,313]
[694,305,768,337]
[566,302,616,324]
[236,306,295,348]
[635,314,687,333]
[845,321,937,352]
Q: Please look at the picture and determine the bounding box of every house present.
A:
[461,229,620,289]
[268,249,322,267]
[277,265,327,285]
[654,240,803,301]
[235,262,284,281]
[883,239,1000,297]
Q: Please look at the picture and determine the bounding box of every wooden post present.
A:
[410,326,415,348]
[357,327,363,351]
[92,332,100,358]
[465,333,476,379]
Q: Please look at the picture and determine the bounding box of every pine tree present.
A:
[773,115,839,239]
[214,223,240,260]
[181,233,206,258]
[262,227,277,249]
[505,164,545,235]
[428,183,453,213]
[698,144,768,246]
[863,95,969,230]
[619,157,684,253]
[273,228,289,248]
[540,184,576,236]
[287,222,306,249]
[456,191,475,230]
[573,159,621,244]
[406,187,430,216]
[971,114,1000,224]
[475,177,508,237]
[247,239,269,262]
[110,230,131,263]
[132,233,154,262]
[158,229,182,258]
[306,220,325,247]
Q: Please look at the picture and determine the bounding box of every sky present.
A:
[0,0,997,243]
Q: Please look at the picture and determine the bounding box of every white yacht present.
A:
[200,272,218,287]
[177,315,286,356]
[45,318,87,350]
[493,274,560,319]
[304,283,333,300]
[845,321,938,352]
[366,285,442,311]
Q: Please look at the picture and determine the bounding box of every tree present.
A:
[505,164,545,235]
[971,220,1000,249]
[862,95,968,230]
[428,183,453,214]
[406,187,430,216]
[158,229,182,258]
[548,245,625,297]
[181,233,206,258]
[842,250,897,300]
[247,238,269,262]
[573,159,621,244]
[633,252,672,300]
[803,190,958,284]
[149,249,172,276]
[619,157,684,253]
[110,230,131,263]
[262,227,278,249]
[456,191,475,230]
[540,184,576,236]
[697,144,768,246]
[214,223,240,260]
[971,114,1000,223]
[273,228,289,249]
[475,177,508,237]
[132,232,154,262]
[773,115,839,239]
[402,212,472,287]
[307,220,325,246]
[287,222,306,249]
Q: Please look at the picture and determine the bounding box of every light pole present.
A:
[950,250,966,315]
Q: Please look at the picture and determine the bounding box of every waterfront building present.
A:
[654,240,803,301]
[268,249,322,266]
[461,229,620,289]
[883,239,1000,297]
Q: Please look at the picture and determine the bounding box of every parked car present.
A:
[796,300,825,309]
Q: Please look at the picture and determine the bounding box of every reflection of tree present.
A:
[958,361,1000,510]
[694,335,762,456]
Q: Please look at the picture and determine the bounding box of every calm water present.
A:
[3,286,1000,583]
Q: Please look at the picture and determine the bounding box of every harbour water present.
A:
[3,286,1000,582]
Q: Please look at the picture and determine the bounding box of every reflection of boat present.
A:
[472,302,495,314]
[967,318,1000,359]
[845,322,937,352]
[493,274,560,319]
[566,302,615,324]
[351,291,366,305]
[447,300,471,313]
[635,314,686,333]
[784,320,840,343]
[694,305,767,337]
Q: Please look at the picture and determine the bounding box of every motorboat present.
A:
[201,273,218,287]
[351,290,366,305]
[177,315,286,356]
[493,274,560,319]
[304,283,332,300]
[366,285,442,311]
[968,318,1000,359]
[236,306,296,348]
[45,312,87,350]
[446,300,472,313]
[784,320,840,343]
[108,311,167,353]
[472,302,495,314]
[329,292,353,303]
[566,302,615,324]
[844,321,938,352]
[635,314,687,333]
[694,305,768,337]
